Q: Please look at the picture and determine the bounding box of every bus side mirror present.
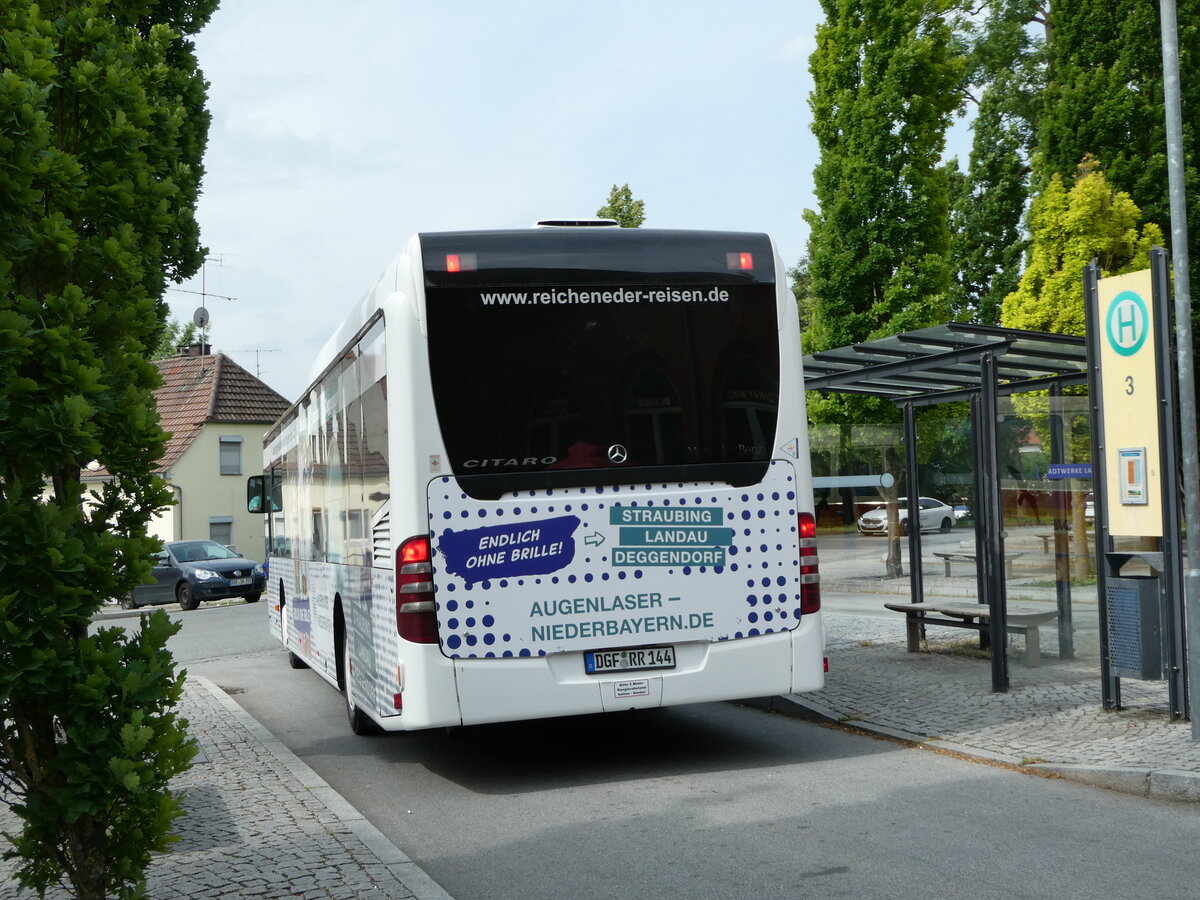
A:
[247,476,266,513]
[247,475,282,513]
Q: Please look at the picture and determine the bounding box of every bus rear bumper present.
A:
[451,617,825,727]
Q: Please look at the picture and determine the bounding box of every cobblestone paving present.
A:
[807,607,1200,792]
[0,679,429,900]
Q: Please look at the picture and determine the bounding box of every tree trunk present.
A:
[883,446,904,578]
[1070,487,1094,580]
[64,814,108,900]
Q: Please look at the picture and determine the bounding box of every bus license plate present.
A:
[229,577,252,587]
[585,646,675,675]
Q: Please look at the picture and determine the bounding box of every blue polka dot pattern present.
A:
[427,461,804,659]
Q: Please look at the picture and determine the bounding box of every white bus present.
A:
[249,221,823,733]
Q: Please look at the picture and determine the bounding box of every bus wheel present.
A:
[340,627,380,736]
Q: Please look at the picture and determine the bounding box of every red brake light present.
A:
[799,512,820,614]
[401,538,430,565]
[397,535,439,644]
[727,251,754,270]
[445,252,476,273]
[800,513,817,540]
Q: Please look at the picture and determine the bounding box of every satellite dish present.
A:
[192,306,210,327]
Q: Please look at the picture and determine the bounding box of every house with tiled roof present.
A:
[120,345,291,555]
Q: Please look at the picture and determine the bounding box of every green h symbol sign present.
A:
[1106,290,1149,357]
[1116,302,1139,343]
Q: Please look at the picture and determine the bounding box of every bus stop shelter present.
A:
[802,323,1090,691]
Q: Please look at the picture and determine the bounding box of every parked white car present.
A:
[856,497,957,535]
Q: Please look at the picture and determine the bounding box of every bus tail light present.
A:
[799,512,821,614]
[397,535,439,644]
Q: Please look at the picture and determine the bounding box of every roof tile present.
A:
[152,353,291,473]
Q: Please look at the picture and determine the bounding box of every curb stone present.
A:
[194,676,456,900]
[777,690,1200,803]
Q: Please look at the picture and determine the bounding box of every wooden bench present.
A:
[883,601,1058,667]
[1037,532,1088,554]
[932,551,1023,580]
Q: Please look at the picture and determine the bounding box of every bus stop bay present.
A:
[426,462,804,658]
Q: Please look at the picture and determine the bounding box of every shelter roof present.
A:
[802,323,1088,406]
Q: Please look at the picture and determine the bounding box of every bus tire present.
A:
[340,626,380,736]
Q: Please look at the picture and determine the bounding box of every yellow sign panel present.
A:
[1095,269,1161,537]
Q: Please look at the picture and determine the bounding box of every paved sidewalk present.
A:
[0,676,453,900]
[796,541,1200,802]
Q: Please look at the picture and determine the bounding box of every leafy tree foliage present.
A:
[804,0,964,571]
[151,316,199,360]
[789,258,815,336]
[0,2,216,897]
[1001,159,1163,335]
[947,0,1049,324]
[1035,2,1192,237]
[804,0,963,382]
[596,183,645,228]
[947,91,1027,324]
[1032,0,1199,390]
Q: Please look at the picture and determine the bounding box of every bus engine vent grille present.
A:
[372,512,392,568]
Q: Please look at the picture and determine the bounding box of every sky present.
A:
[166,1,827,400]
[171,1,968,403]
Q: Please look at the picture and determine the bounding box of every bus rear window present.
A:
[424,233,780,488]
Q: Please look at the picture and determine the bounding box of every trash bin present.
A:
[1104,576,1167,680]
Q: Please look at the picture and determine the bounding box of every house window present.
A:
[209,517,234,549]
[219,436,242,475]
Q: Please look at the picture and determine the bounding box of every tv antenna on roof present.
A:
[230,348,282,379]
[168,256,235,350]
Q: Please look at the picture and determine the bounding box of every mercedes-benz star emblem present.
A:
[608,444,628,464]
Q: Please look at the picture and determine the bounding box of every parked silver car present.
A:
[856,497,956,535]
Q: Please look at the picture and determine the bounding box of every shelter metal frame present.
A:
[804,323,1089,691]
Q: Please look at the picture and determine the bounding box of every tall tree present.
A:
[804,0,964,376]
[948,92,1028,324]
[1033,0,1199,378]
[151,316,200,360]
[948,0,1049,324]
[1001,159,1163,334]
[804,0,964,573]
[1037,2,1177,232]
[789,258,815,335]
[0,2,217,897]
[596,183,645,228]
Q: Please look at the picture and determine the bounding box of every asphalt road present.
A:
[141,601,1200,900]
